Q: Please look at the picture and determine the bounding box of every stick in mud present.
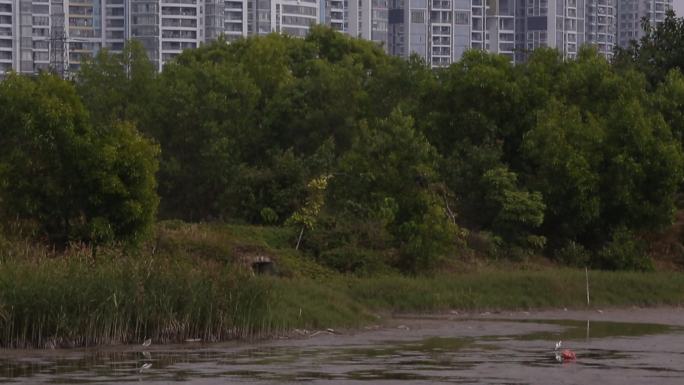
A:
[585,267,590,306]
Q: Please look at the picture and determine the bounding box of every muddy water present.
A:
[2,308,684,384]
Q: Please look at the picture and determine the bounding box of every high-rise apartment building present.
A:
[0,0,674,77]
[487,0,516,60]
[205,0,248,42]
[388,0,428,61]
[617,0,672,47]
[248,0,318,37]
[66,0,102,72]
[130,0,203,71]
[585,0,615,58]
[516,0,585,62]
[329,0,388,48]
[104,0,126,51]
[1,0,53,74]
[429,0,472,66]
[325,0,346,31]
[388,0,475,67]
[0,0,11,74]
[160,0,203,65]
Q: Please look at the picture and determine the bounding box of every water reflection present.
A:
[0,318,682,384]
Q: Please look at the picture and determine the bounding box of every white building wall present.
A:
[160,0,203,64]
[617,0,672,47]
[515,0,584,62]
[585,0,615,59]
[326,0,347,31]
[223,0,247,40]
[279,0,318,37]
[0,0,14,75]
[487,0,515,60]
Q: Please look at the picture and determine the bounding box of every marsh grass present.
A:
[2,254,684,348]
[2,222,684,348]
[346,270,684,311]
[0,253,275,348]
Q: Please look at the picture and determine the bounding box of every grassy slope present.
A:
[0,221,683,348]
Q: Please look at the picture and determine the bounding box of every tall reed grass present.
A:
[346,270,684,311]
[0,247,288,348]
[2,231,684,348]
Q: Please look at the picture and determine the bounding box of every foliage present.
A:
[615,10,684,87]
[328,110,461,272]
[553,241,591,267]
[522,100,602,245]
[153,50,260,220]
[286,174,332,249]
[594,228,654,271]
[6,23,684,270]
[0,74,159,247]
[480,167,545,248]
[76,40,158,127]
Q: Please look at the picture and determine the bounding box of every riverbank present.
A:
[2,307,684,384]
[1,251,684,348]
[1,221,683,348]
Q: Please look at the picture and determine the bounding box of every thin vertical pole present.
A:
[585,266,590,306]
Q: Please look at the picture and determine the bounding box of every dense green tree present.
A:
[327,110,460,272]
[424,50,523,153]
[76,40,158,128]
[223,149,309,224]
[652,69,684,141]
[521,63,684,266]
[480,167,545,249]
[599,98,683,235]
[153,48,260,220]
[152,30,423,222]
[614,10,684,86]
[522,100,602,245]
[0,74,159,246]
[54,26,684,270]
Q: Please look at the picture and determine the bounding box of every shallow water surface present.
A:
[1,311,683,384]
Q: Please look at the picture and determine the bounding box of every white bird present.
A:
[555,340,562,350]
[139,363,153,373]
[142,338,152,347]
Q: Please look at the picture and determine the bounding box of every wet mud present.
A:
[1,307,683,384]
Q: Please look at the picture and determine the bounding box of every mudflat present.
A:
[1,307,683,384]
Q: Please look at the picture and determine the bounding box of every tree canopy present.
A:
[0,74,159,247]
[4,21,684,271]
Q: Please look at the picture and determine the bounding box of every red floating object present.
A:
[561,349,576,360]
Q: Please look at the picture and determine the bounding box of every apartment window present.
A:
[106,30,124,39]
[454,11,468,24]
[33,16,49,25]
[108,19,125,27]
[33,51,49,61]
[106,8,124,16]
[108,42,125,50]
[32,4,49,14]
